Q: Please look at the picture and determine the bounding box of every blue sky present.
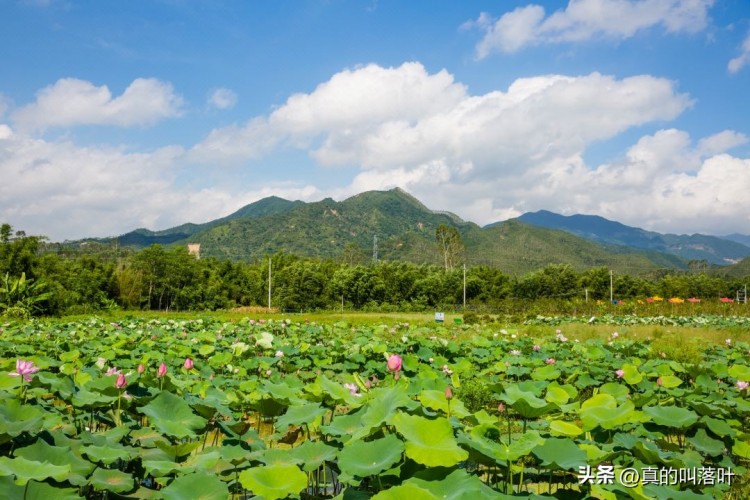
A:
[2,0,750,241]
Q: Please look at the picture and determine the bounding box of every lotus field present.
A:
[2,316,750,499]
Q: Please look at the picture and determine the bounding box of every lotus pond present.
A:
[1,316,749,499]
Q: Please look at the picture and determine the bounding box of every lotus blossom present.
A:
[275,350,284,358]
[137,364,145,374]
[9,359,39,381]
[157,362,168,378]
[726,339,732,345]
[265,369,272,376]
[498,402,505,414]
[737,381,749,390]
[115,373,127,389]
[442,365,453,376]
[533,344,541,351]
[657,377,663,387]
[184,358,194,370]
[387,354,402,372]
[611,332,619,339]
[545,358,556,365]
[510,349,521,356]
[445,386,453,400]
[344,382,362,397]
[105,367,120,376]
[616,369,625,379]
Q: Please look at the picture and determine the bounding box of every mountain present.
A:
[83,188,705,275]
[723,233,750,248]
[516,210,750,266]
[99,196,304,247]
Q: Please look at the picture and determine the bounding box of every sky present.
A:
[2,0,750,241]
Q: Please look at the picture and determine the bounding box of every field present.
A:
[1,312,750,499]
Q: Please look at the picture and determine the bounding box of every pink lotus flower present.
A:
[344,382,361,397]
[387,354,402,372]
[9,359,39,382]
[657,377,663,387]
[157,362,168,378]
[115,373,127,389]
[137,364,145,374]
[265,369,272,376]
[184,358,194,370]
[498,402,505,414]
[533,344,541,351]
[737,381,749,390]
[105,367,120,376]
[445,386,453,400]
[616,369,625,379]
[545,358,556,365]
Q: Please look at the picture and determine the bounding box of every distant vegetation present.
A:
[1,222,748,318]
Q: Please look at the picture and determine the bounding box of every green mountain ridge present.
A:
[78,188,730,276]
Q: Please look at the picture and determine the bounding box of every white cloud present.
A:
[192,63,690,175]
[208,88,237,110]
[469,0,715,57]
[728,31,750,74]
[13,78,184,132]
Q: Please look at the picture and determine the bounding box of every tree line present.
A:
[0,223,748,317]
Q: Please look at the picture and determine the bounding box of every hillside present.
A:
[85,188,696,275]
[517,210,750,265]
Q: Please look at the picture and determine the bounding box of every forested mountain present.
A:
[78,188,710,276]
[517,210,750,265]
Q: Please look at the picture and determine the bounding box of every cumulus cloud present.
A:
[468,0,715,57]
[208,88,238,110]
[192,62,690,174]
[13,78,183,132]
[728,31,750,74]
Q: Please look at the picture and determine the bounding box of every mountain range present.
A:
[83,188,750,276]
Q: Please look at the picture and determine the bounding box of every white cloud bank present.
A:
[2,63,750,240]
[13,78,183,131]
[466,0,715,57]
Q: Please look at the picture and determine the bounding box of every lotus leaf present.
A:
[539,440,589,471]
[160,471,229,500]
[88,468,135,494]
[338,434,404,478]
[392,412,468,467]
[548,420,583,437]
[0,456,70,485]
[15,440,93,486]
[238,463,307,500]
[643,405,698,429]
[138,391,207,439]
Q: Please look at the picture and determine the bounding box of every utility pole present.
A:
[268,258,272,311]
[463,263,466,311]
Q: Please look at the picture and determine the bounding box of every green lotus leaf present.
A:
[544,384,571,405]
[0,475,82,499]
[687,429,725,457]
[532,364,561,381]
[130,427,165,448]
[728,364,750,381]
[0,456,70,485]
[371,482,437,499]
[288,440,338,472]
[15,440,94,486]
[351,387,417,440]
[548,420,583,437]
[161,471,229,500]
[88,468,135,494]
[419,389,470,418]
[260,448,302,466]
[255,331,275,349]
[579,394,638,431]
[532,437,587,470]
[392,412,468,467]
[732,440,750,459]
[274,403,327,435]
[321,412,363,440]
[71,387,117,408]
[386,469,503,500]
[658,375,683,389]
[643,405,698,429]
[620,364,642,385]
[154,440,202,459]
[83,443,136,465]
[338,434,404,478]
[138,391,207,439]
[238,464,307,500]
[501,385,558,418]
[0,399,45,443]
[598,382,629,403]
[701,416,735,438]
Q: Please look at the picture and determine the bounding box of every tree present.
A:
[435,224,463,271]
